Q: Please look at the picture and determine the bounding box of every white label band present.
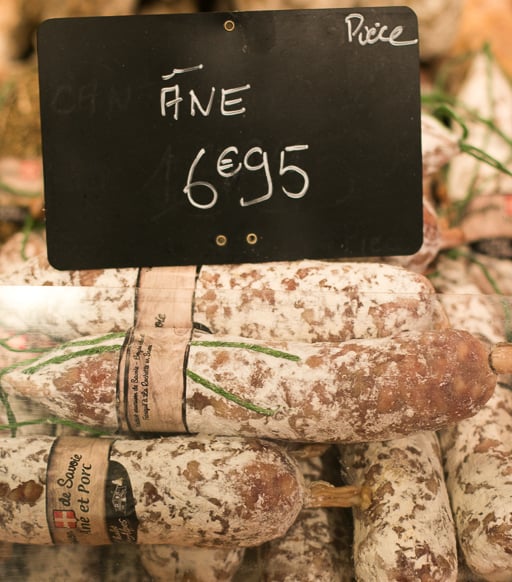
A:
[118,327,191,433]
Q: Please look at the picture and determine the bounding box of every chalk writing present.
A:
[345,13,418,47]
[184,144,309,210]
[158,64,310,210]
[160,64,251,119]
[50,80,132,117]
[161,64,204,80]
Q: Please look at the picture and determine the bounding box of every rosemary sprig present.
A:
[424,101,512,174]
[22,343,123,375]
[422,45,512,225]
[5,332,127,372]
[185,339,298,416]
[0,332,126,436]
[0,389,17,437]
[57,331,126,350]
[20,214,46,261]
[0,352,43,436]
[186,330,300,416]
[186,369,277,417]
[190,339,300,361]
[422,94,512,149]
[0,416,112,437]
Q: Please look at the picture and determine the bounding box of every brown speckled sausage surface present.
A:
[339,431,458,581]
[0,258,447,342]
[2,328,496,441]
[0,435,305,548]
[439,384,512,581]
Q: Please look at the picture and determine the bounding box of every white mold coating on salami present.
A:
[260,455,351,582]
[185,328,495,442]
[433,253,508,345]
[0,256,138,340]
[439,384,512,582]
[1,333,124,429]
[139,544,244,582]
[0,435,53,544]
[339,431,458,581]
[194,260,448,342]
[0,258,447,346]
[433,251,512,580]
[2,327,495,439]
[109,435,305,547]
[0,435,305,548]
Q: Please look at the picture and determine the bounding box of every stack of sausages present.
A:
[1,47,512,581]
[0,254,511,581]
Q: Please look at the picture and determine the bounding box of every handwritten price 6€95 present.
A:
[184,144,310,209]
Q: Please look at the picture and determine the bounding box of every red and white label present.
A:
[53,509,78,529]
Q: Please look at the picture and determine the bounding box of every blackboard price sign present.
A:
[37,8,423,270]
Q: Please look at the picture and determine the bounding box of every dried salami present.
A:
[192,259,448,341]
[0,258,448,342]
[0,434,364,548]
[339,431,458,581]
[139,544,244,582]
[260,453,354,582]
[439,383,512,581]
[1,328,499,442]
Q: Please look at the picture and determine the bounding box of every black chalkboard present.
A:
[37,8,422,270]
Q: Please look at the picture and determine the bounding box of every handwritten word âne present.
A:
[160,64,251,120]
[345,13,418,47]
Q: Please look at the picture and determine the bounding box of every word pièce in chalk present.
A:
[160,64,310,210]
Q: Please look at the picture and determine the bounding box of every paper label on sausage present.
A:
[136,266,197,329]
[46,437,139,545]
[118,327,190,433]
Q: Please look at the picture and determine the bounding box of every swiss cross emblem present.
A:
[53,509,77,529]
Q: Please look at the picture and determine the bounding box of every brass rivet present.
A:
[215,234,228,247]
[224,20,235,32]
[246,233,258,245]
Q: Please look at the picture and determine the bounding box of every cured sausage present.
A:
[0,258,448,342]
[184,328,498,442]
[1,327,499,442]
[339,431,458,581]
[0,434,364,547]
[432,249,512,580]
[432,252,509,345]
[260,453,354,582]
[440,384,512,581]
[192,259,449,342]
[139,545,244,582]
